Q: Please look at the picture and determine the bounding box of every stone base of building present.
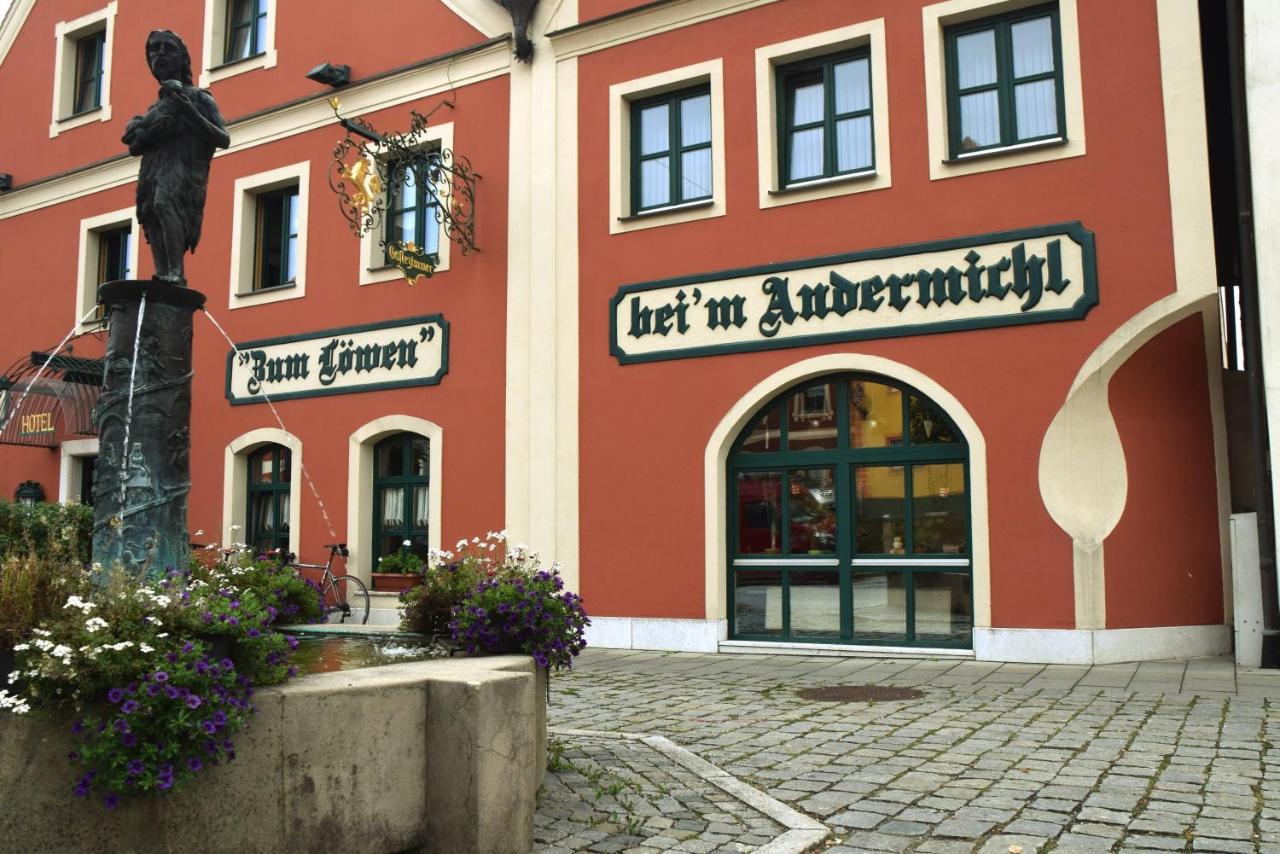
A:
[585,617,1232,664]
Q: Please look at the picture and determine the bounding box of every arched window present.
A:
[246,444,291,555]
[372,433,430,565]
[729,373,971,647]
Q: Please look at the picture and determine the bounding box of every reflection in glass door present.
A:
[728,374,972,648]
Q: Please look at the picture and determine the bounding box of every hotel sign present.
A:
[610,222,1097,364]
[226,315,449,405]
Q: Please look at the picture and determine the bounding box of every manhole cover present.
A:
[795,685,924,703]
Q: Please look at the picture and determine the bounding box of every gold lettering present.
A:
[19,412,54,434]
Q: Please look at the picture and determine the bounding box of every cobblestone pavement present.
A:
[536,650,1280,853]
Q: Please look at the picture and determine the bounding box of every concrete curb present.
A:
[549,726,831,853]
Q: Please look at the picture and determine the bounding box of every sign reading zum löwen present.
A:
[610,222,1097,364]
[226,315,448,405]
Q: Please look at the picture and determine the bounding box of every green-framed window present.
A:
[630,85,712,213]
[728,374,972,648]
[72,30,106,116]
[253,186,298,292]
[372,434,431,567]
[778,49,874,186]
[247,444,291,555]
[224,0,268,64]
[944,2,1065,157]
[92,225,131,323]
[385,155,441,263]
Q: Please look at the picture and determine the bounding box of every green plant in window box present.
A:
[373,540,424,593]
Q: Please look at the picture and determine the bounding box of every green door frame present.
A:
[727,372,973,648]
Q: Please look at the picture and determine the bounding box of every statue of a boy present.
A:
[122,30,230,285]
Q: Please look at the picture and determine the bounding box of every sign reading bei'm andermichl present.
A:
[610,222,1097,364]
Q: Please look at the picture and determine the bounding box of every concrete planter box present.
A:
[0,655,547,854]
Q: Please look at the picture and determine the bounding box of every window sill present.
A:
[51,104,111,137]
[61,106,103,123]
[210,52,268,74]
[618,199,715,223]
[246,282,297,295]
[770,169,877,196]
[944,136,1068,164]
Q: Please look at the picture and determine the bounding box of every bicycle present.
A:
[284,543,370,625]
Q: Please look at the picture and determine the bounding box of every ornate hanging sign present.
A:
[327,98,479,285]
[610,222,1098,364]
[225,315,449,405]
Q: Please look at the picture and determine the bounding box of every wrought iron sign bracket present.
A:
[327,98,480,285]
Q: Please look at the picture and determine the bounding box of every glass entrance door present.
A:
[729,375,973,648]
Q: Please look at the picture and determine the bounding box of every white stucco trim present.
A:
[0,0,37,69]
[74,206,139,332]
[49,2,117,138]
[609,58,726,234]
[550,0,781,60]
[585,616,727,653]
[754,19,891,208]
[227,160,309,309]
[58,438,99,504]
[920,0,1085,180]
[506,0,581,591]
[974,624,1231,665]
[0,42,511,220]
[222,427,302,555]
[346,416,444,586]
[1039,293,1218,630]
[438,0,512,39]
[199,0,278,89]
[357,123,454,286]
[703,354,992,631]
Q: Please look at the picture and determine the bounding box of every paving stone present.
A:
[934,818,995,839]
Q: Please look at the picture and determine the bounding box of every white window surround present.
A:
[755,20,891,209]
[199,0,278,88]
[609,59,726,235]
[222,428,302,554]
[346,416,444,584]
[58,438,98,504]
[922,0,1085,180]
[228,160,309,309]
[75,207,139,332]
[49,2,117,138]
[359,122,454,286]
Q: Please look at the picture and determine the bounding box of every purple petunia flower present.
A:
[227,616,240,627]
[126,759,145,776]
[71,719,85,734]
[201,611,213,624]
[107,688,124,704]
[121,700,139,714]
[247,628,260,638]
[103,793,120,810]
[220,659,234,671]
[285,635,299,650]
[165,686,180,700]
[146,683,161,696]
[153,671,169,683]
[121,733,137,748]
[201,720,217,735]
[187,757,203,772]
[186,695,202,709]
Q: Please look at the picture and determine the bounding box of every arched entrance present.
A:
[728,373,972,648]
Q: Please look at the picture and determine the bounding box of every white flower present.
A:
[140,644,154,654]
[63,595,95,613]
[403,539,412,547]
[84,617,109,633]
[11,644,29,652]
[0,689,30,715]
[230,524,242,533]
[194,529,205,537]
[456,539,468,550]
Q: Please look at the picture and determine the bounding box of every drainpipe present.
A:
[1227,0,1280,667]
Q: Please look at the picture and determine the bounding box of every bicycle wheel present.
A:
[323,574,370,625]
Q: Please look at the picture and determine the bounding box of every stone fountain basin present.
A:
[0,655,547,854]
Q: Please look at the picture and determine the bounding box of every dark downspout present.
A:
[1226,0,1280,666]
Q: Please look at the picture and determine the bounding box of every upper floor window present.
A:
[630,85,712,214]
[385,155,442,264]
[73,30,107,116]
[50,3,117,137]
[945,3,1064,157]
[254,186,298,291]
[97,225,132,284]
[224,0,268,64]
[778,50,874,187]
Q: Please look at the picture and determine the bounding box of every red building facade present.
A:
[0,0,1230,663]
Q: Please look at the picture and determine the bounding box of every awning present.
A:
[0,351,103,447]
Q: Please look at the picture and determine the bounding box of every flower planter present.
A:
[372,573,422,593]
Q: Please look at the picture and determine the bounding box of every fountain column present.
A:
[91,280,206,579]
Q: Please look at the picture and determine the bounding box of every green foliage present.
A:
[0,500,93,564]
[375,544,424,575]
[399,552,491,636]
[0,551,91,648]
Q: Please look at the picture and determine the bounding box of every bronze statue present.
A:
[122,30,230,285]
